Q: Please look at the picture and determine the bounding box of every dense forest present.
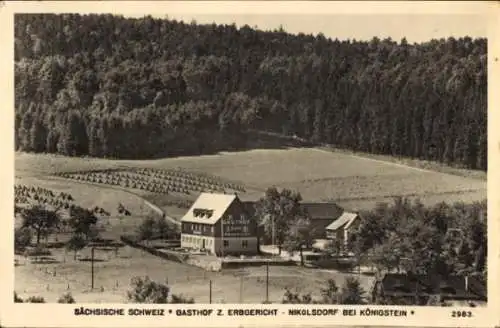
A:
[14,14,487,170]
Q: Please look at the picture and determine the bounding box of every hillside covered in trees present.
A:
[15,14,487,170]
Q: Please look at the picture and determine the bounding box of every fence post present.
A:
[91,247,95,289]
[239,277,243,303]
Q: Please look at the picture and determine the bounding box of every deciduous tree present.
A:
[255,187,303,254]
[21,205,60,245]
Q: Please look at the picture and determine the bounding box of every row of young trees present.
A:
[15,14,486,169]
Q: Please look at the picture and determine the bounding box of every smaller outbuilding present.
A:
[325,211,360,250]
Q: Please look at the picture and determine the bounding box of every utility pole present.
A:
[265,261,269,303]
[209,280,212,304]
[271,216,275,247]
[221,218,224,258]
[91,246,95,290]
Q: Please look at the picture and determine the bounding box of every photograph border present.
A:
[1,1,499,327]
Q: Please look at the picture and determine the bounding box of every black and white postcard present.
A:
[1,1,499,327]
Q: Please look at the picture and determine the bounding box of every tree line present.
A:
[15,14,486,169]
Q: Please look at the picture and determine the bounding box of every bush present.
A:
[340,277,366,305]
[26,296,46,303]
[170,294,195,304]
[320,278,340,304]
[127,276,195,304]
[127,276,170,303]
[15,227,33,253]
[58,292,76,303]
[281,288,314,304]
[14,292,23,303]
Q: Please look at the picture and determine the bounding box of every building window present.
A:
[223,240,229,248]
[242,240,248,248]
[211,226,214,233]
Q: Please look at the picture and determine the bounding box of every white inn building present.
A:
[180,192,258,256]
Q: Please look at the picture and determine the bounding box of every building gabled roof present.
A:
[325,211,358,231]
[181,192,237,224]
[300,202,344,220]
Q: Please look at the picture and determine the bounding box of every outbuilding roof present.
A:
[301,202,344,220]
[325,211,358,231]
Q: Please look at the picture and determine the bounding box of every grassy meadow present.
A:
[15,246,374,304]
[15,148,487,211]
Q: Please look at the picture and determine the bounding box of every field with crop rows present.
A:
[14,176,153,241]
[55,167,245,196]
[16,148,486,212]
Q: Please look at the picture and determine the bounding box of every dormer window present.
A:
[193,208,214,218]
